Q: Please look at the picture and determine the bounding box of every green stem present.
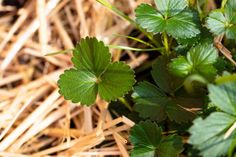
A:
[118,97,133,111]
[163,32,170,55]
[108,45,165,52]
[96,0,159,47]
[221,0,228,9]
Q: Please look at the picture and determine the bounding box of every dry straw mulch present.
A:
[0,0,151,156]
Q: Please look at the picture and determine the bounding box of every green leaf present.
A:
[58,69,97,105]
[98,62,135,102]
[189,81,236,157]
[166,10,200,39]
[58,37,135,105]
[169,44,218,80]
[135,1,200,39]
[207,2,236,39]
[130,121,183,157]
[151,56,183,94]
[154,0,188,17]
[132,81,195,123]
[133,82,167,122]
[208,82,236,116]
[135,4,165,34]
[72,37,111,77]
[189,112,236,157]
[169,56,191,77]
[206,11,227,36]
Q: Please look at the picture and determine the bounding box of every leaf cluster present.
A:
[55,0,236,156]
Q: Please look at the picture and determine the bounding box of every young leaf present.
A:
[58,37,135,105]
[169,44,218,80]
[189,81,236,157]
[135,0,200,39]
[130,120,183,157]
[206,1,236,39]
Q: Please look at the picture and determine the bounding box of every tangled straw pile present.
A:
[0,0,151,156]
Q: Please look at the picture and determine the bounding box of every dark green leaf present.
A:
[151,56,183,94]
[133,82,167,122]
[132,82,195,123]
[130,121,183,157]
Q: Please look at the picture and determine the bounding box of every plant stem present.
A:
[163,32,170,55]
[96,0,159,47]
[118,97,133,111]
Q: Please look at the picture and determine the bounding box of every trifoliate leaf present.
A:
[135,1,200,39]
[133,81,195,123]
[58,37,135,105]
[189,81,236,157]
[169,44,218,80]
[206,1,236,39]
[130,121,183,157]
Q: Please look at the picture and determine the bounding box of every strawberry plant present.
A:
[54,0,236,156]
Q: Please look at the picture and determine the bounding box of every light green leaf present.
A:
[58,37,135,105]
[169,44,218,80]
[206,11,227,35]
[189,112,236,157]
[154,0,188,17]
[135,1,200,39]
[208,82,236,116]
[207,2,236,39]
[169,56,191,77]
[189,80,236,157]
[130,121,183,157]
